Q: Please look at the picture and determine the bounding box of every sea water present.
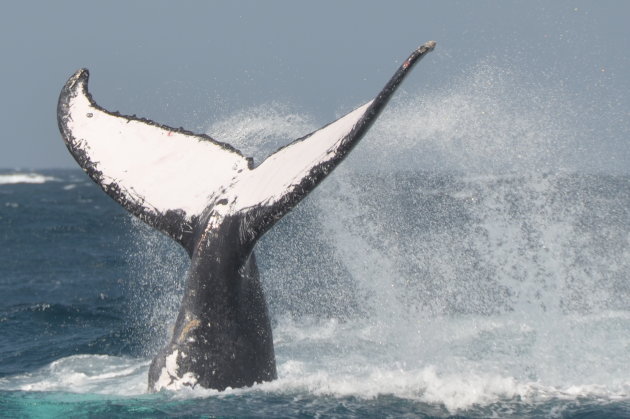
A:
[1,62,629,418]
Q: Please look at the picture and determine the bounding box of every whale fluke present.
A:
[57,41,436,391]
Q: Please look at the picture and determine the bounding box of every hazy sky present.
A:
[1,1,629,170]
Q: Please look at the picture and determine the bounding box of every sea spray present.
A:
[61,59,630,412]
[124,217,188,355]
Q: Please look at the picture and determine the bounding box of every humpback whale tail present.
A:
[57,41,436,391]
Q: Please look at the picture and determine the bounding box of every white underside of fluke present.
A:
[62,72,372,222]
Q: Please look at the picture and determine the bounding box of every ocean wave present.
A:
[1,353,628,414]
[0,173,58,185]
[0,355,149,395]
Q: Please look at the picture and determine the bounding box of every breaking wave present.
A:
[0,173,58,185]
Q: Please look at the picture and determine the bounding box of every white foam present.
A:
[0,355,149,395]
[156,313,629,410]
[1,309,629,413]
[0,173,58,185]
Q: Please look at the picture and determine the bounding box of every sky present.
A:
[1,0,629,171]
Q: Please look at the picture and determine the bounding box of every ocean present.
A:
[1,168,628,418]
[1,66,630,417]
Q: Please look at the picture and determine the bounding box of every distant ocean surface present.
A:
[1,168,629,418]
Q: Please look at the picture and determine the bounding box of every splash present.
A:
[353,59,588,174]
[123,217,188,355]
[206,101,317,164]
[113,59,629,412]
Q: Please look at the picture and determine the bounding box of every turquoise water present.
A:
[3,391,628,418]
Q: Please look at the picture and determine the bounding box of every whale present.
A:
[57,41,436,391]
